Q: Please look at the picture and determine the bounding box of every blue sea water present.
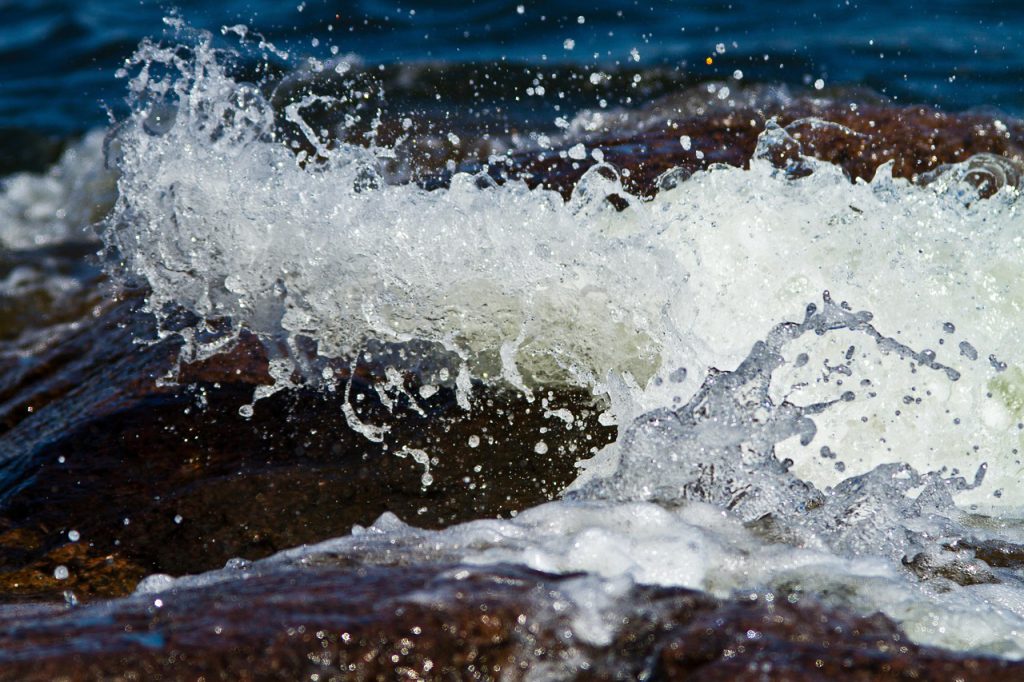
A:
[1,0,1023,134]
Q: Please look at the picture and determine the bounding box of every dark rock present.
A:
[500,97,1024,200]
[0,562,1016,681]
[650,591,1018,681]
[0,129,67,177]
[0,280,613,601]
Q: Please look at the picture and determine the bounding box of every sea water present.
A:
[4,7,1024,663]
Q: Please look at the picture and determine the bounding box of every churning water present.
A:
[3,2,1024,669]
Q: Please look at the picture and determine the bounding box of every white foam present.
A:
[106,33,1024,505]
[0,131,113,248]
[137,497,1024,657]
[108,25,1024,658]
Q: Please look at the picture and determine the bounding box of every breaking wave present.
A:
[71,20,1024,658]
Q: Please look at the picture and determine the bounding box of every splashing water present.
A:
[102,24,1024,502]
[105,24,674,395]
[135,296,1024,657]
[80,21,1024,659]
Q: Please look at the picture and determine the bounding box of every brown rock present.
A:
[501,94,1024,199]
[0,279,613,601]
[0,562,1016,681]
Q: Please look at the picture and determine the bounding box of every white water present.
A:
[105,26,1024,502]
[136,297,1024,658]
[0,131,113,248]
[19,22,1024,659]
[137,497,1024,657]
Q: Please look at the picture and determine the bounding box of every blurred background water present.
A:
[1,0,1022,138]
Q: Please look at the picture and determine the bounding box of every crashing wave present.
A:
[97,24,1024,507]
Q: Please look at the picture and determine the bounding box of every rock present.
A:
[0,562,1016,680]
[501,97,1024,199]
[0,276,613,601]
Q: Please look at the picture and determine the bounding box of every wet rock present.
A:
[0,286,613,601]
[958,537,1024,570]
[0,562,1016,681]
[0,241,103,342]
[0,563,607,680]
[499,95,1024,199]
[650,591,1018,681]
[903,550,1001,587]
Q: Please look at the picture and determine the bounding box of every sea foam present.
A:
[0,131,112,248]
[103,26,1024,505]
[104,22,1024,660]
